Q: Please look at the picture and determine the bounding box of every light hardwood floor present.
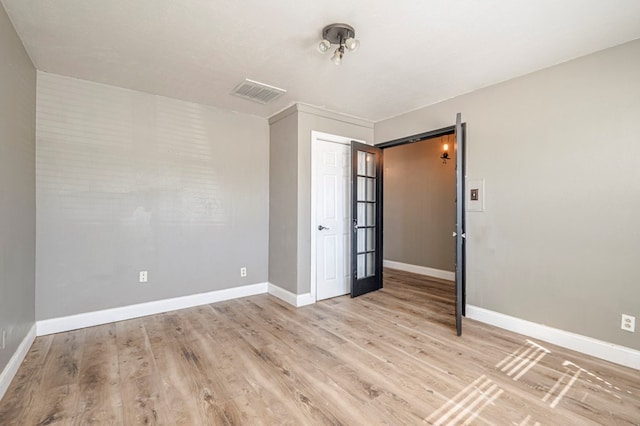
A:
[1,269,639,425]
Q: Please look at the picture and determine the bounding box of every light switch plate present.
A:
[467,179,485,212]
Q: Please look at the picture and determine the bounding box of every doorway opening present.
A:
[377,116,466,336]
[382,133,456,282]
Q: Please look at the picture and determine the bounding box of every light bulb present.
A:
[331,47,343,65]
[443,144,448,152]
[344,37,360,52]
[317,39,331,54]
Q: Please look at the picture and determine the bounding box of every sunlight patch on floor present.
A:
[515,414,541,426]
[426,375,503,425]
[496,339,550,381]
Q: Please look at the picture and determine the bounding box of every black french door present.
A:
[454,113,466,336]
[350,141,383,297]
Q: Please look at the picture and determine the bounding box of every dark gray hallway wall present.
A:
[375,39,640,351]
[0,4,36,373]
[36,72,269,320]
[383,135,455,272]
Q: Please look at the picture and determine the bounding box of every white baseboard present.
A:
[384,260,454,281]
[37,282,268,336]
[268,283,315,307]
[295,293,315,307]
[466,305,640,370]
[0,324,36,401]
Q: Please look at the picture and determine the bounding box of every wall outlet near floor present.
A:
[139,270,148,283]
[1,329,6,349]
[621,314,635,332]
[240,267,247,277]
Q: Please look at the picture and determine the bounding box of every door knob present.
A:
[318,225,330,231]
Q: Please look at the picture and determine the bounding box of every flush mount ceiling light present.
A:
[317,23,360,65]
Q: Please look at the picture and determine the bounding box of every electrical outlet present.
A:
[240,267,247,277]
[621,314,635,333]
[2,329,6,350]
[139,270,148,283]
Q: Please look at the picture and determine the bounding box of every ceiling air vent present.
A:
[231,79,286,104]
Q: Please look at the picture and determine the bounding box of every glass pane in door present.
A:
[355,153,378,280]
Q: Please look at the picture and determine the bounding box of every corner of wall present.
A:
[0,324,36,402]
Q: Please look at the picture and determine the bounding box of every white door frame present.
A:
[310,131,366,302]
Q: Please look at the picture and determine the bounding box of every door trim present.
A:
[376,125,456,149]
[310,131,366,303]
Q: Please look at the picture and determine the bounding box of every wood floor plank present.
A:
[0,335,53,425]
[189,305,305,425]
[116,318,176,425]
[1,268,639,425]
[174,305,255,403]
[142,312,212,425]
[20,329,86,424]
[74,323,124,424]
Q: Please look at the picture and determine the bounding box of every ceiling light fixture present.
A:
[317,23,360,65]
[440,143,450,164]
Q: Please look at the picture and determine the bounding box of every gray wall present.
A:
[269,104,374,295]
[269,110,298,293]
[383,135,455,272]
[36,72,269,320]
[0,4,36,373]
[375,39,640,350]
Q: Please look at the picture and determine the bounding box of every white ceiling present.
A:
[3,0,640,122]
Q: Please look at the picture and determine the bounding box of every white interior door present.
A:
[315,139,351,300]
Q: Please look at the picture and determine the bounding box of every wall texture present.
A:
[269,104,374,295]
[375,39,640,351]
[0,4,36,374]
[36,72,269,320]
[383,135,456,272]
